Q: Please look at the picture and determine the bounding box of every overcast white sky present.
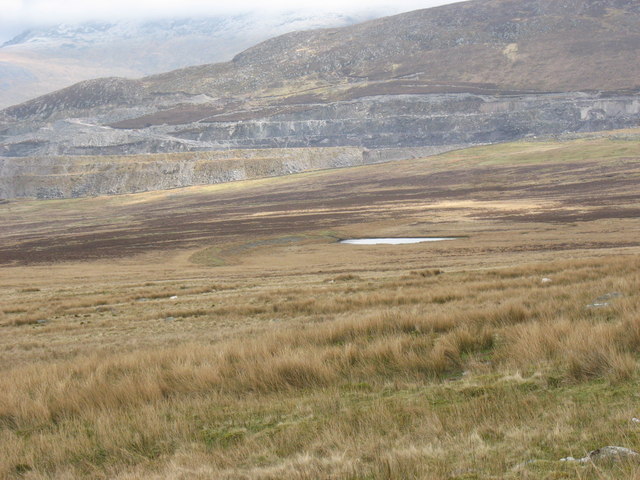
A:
[0,0,460,42]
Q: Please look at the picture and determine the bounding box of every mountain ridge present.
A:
[4,0,640,124]
[1,0,639,190]
[143,0,640,97]
[0,11,374,109]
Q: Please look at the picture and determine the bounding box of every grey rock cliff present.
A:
[1,91,638,158]
[0,145,469,199]
[0,148,362,199]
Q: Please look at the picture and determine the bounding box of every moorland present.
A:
[1,132,640,479]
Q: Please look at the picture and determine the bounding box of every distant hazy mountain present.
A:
[0,12,374,108]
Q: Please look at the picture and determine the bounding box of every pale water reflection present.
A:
[339,238,458,245]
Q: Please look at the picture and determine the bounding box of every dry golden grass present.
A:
[1,255,639,479]
[1,135,639,479]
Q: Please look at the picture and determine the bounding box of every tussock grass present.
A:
[1,254,639,478]
[330,273,362,282]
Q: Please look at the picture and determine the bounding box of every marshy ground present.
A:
[1,133,639,479]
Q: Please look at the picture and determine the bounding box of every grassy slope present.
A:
[0,134,640,479]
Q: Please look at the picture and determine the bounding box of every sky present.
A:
[0,0,460,42]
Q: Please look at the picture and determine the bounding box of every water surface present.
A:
[339,238,458,245]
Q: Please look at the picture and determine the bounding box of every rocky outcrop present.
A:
[168,92,640,150]
[0,145,474,199]
[561,446,640,464]
[2,78,147,122]
[0,147,364,199]
[1,91,638,157]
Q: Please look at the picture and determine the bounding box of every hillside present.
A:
[1,135,640,478]
[146,0,640,96]
[0,12,368,109]
[0,0,639,193]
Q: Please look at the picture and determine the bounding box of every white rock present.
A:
[588,446,640,462]
[561,446,640,464]
[587,302,610,308]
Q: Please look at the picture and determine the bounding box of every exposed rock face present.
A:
[0,147,368,199]
[1,91,638,158]
[167,92,640,149]
[0,145,467,199]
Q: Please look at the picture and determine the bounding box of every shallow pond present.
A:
[339,238,458,245]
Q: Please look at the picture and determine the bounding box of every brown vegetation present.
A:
[1,255,639,479]
[0,135,639,478]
